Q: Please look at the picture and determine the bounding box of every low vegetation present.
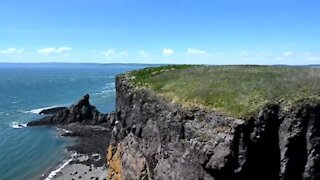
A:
[127,65,320,118]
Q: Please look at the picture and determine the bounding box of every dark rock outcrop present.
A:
[106,75,320,180]
[28,94,115,126]
[27,94,115,167]
[39,107,67,115]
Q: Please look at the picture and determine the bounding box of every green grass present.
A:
[126,65,320,119]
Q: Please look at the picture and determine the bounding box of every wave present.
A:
[45,152,77,180]
[0,112,10,116]
[93,82,115,96]
[93,89,115,96]
[23,105,65,114]
[10,121,27,129]
[106,82,115,86]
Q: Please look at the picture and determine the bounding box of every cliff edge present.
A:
[107,66,320,180]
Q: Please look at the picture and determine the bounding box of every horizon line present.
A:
[0,62,319,66]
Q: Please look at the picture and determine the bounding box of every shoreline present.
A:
[40,152,76,180]
[41,153,107,180]
[38,124,111,180]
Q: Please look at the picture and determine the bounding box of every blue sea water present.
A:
[0,63,150,180]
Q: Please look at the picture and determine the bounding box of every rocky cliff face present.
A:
[107,75,320,180]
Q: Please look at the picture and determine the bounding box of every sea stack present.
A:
[27,94,113,126]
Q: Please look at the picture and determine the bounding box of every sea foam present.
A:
[10,121,27,129]
[24,105,65,114]
[44,152,77,180]
[93,82,115,95]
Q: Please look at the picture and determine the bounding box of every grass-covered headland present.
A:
[127,65,320,118]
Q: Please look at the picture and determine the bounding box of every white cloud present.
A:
[303,52,320,62]
[137,49,149,59]
[162,48,174,55]
[0,48,25,55]
[38,47,72,55]
[186,48,208,56]
[102,49,116,57]
[306,56,320,61]
[283,51,293,57]
[118,51,128,56]
[101,49,127,58]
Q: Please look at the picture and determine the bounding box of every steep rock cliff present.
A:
[107,75,320,180]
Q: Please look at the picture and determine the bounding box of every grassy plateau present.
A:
[127,65,320,119]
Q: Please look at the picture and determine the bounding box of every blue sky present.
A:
[0,0,319,64]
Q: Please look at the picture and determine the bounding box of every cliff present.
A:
[107,67,320,180]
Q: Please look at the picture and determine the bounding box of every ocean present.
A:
[0,63,150,180]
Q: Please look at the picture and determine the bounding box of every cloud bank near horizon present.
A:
[0,47,319,65]
[37,47,72,55]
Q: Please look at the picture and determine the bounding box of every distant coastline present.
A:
[1,62,320,67]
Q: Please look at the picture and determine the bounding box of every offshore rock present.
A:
[28,94,114,126]
[27,94,114,168]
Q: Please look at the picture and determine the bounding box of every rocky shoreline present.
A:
[28,94,114,180]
